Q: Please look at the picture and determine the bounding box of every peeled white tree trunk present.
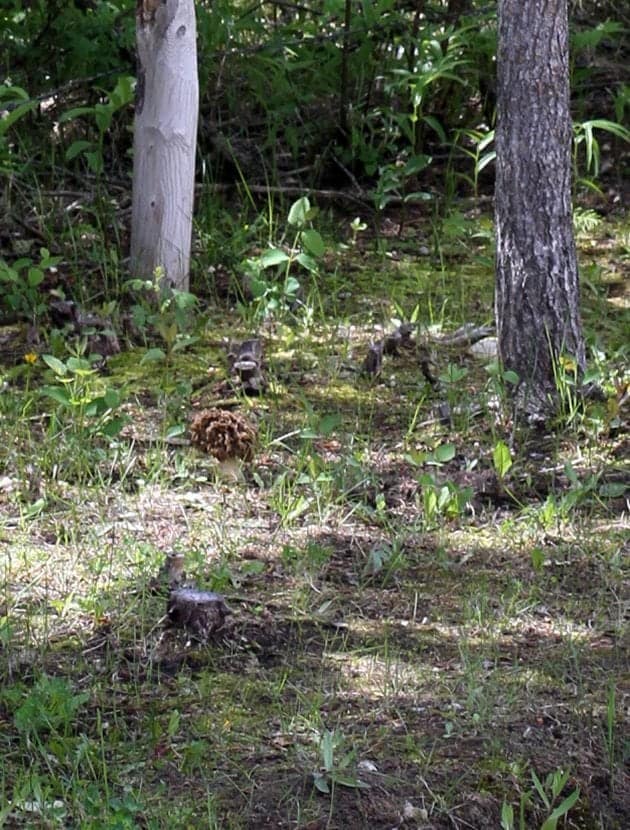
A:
[131,0,198,290]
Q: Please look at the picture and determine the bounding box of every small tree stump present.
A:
[383,323,415,355]
[166,588,231,642]
[362,340,384,377]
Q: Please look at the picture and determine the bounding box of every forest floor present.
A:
[0,204,628,829]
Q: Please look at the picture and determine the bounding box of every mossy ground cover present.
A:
[0,209,628,829]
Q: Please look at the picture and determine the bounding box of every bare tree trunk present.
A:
[495,0,586,422]
[131,0,198,290]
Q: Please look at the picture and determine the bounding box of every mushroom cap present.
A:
[190,408,257,461]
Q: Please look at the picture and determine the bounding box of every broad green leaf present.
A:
[13,257,32,271]
[0,86,29,101]
[86,399,103,417]
[403,190,433,203]
[101,416,128,437]
[141,348,166,363]
[94,104,112,133]
[27,267,44,287]
[503,370,519,385]
[403,153,432,176]
[422,114,447,142]
[493,440,512,478]
[318,413,341,435]
[0,263,19,282]
[166,423,186,438]
[478,130,495,151]
[287,196,310,227]
[104,388,120,409]
[437,485,451,510]
[260,248,289,268]
[599,482,627,498]
[541,788,580,830]
[39,248,59,267]
[42,354,67,376]
[66,357,91,372]
[330,773,370,789]
[582,119,630,142]
[500,801,514,830]
[85,151,103,174]
[41,385,71,406]
[433,443,456,463]
[296,252,318,272]
[477,150,496,173]
[300,229,325,257]
[66,140,94,161]
[172,334,199,353]
[24,498,46,519]
[313,774,330,794]
[531,771,551,810]
[109,76,135,109]
[0,100,37,135]
[59,106,95,123]
[321,731,334,770]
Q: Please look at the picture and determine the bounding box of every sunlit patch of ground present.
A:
[0,214,628,829]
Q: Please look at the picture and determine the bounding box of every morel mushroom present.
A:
[190,408,257,478]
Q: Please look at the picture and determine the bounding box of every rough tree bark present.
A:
[495,0,586,422]
[131,0,198,290]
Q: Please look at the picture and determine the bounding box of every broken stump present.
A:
[166,588,231,642]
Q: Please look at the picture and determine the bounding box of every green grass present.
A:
[0,210,628,829]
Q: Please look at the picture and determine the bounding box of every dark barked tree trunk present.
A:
[495,0,586,422]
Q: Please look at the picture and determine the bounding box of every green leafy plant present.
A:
[348,216,367,246]
[60,75,135,175]
[362,538,407,585]
[241,196,326,320]
[501,768,580,830]
[41,352,128,441]
[492,440,513,480]
[418,475,472,528]
[0,248,62,322]
[312,729,369,795]
[572,118,630,190]
[485,360,519,401]
[0,84,38,173]
[573,206,602,237]
[454,127,495,197]
[5,675,89,739]
[372,25,468,211]
[127,266,199,362]
[281,541,333,577]
[406,443,472,529]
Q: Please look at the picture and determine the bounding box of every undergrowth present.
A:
[0,203,628,829]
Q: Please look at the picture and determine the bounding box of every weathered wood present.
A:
[383,323,415,356]
[362,339,384,377]
[227,338,266,395]
[131,0,198,290]
[167,588,231,641]
[495,0,585,421]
